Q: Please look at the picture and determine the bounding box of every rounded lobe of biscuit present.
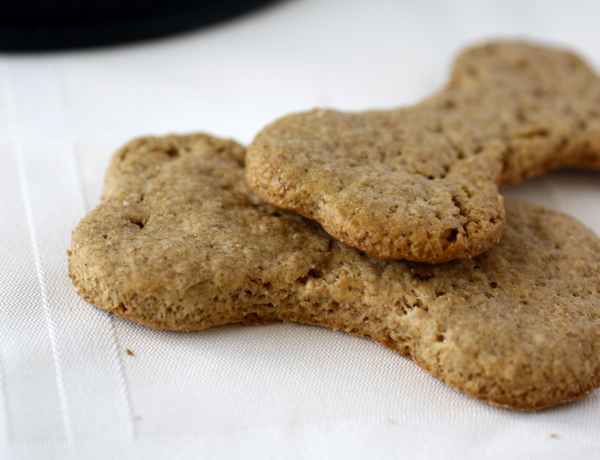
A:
[245,41,600,262]
[70,134,600,410]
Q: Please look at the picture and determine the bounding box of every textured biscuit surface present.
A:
[245,41,600,262]
[69,134,600,410]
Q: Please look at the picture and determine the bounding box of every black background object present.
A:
[0,0,282,52]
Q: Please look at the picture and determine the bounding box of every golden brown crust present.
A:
[245,41,600,262]
[69,133,600,410]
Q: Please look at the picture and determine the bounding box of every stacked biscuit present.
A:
[69,41,600,410]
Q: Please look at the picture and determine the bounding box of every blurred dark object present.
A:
[0,0,282,52]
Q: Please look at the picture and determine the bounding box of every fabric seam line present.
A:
[6,56,73,443]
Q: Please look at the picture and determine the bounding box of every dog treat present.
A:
[69,134,600,410]
[245,41,600,262]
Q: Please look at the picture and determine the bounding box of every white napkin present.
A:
[1,0,600,458]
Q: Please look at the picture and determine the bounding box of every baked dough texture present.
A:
[245,41,600,262]
[69,134,600,410]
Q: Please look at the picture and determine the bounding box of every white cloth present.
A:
[1,0,600,458]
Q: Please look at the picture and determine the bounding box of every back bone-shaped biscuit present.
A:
[69,134,600,410]
[245,41,600,262]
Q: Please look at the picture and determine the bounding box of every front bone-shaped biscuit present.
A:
[245,41,600,262]
[69,134,600,410]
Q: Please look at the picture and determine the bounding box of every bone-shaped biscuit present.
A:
[245,41,600,262]
[69,134,600,410]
